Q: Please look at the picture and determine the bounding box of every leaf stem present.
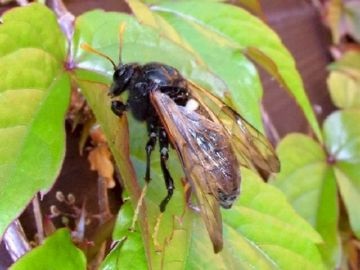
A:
[261,105,280,145]
[97,176,112,223]
[3,220,31,261]
[15,0,28,6]
[32,193,44,243]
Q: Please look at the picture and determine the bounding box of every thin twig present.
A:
[88,242,107,270]
[3,220,31,261]
[0,0,14,5]
[46,0,75,44]
[310,0,322,9]
[32,193,44,243]
[15,0,28,6]
[98,176,112,224]
[261,105,280,145]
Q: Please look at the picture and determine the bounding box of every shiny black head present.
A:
[109,63,138,97]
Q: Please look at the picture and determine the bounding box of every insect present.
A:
[82,24,280,253]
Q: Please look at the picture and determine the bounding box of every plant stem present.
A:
[15,0,27,6]
[32,193,44,243]
[46,0,75,46]
[261,105,280,145]
[98,176,111,223]
[3,220,31,261]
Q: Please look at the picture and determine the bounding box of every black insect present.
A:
[81,25,280,253]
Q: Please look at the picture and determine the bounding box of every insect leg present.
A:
[145,119,158,182]
[158,127,174,212]
[129,119,158,231]
[111,100,128,117]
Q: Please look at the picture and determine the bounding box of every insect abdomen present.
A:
[142,63,187,88]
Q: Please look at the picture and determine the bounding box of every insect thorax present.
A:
[127,62,189,121]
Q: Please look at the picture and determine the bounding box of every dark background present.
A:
[0,0,333,268]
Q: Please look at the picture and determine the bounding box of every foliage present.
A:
[10,229,86,270]
[0,3,70,237]
[271,1,360,269]
[1,0,357,269]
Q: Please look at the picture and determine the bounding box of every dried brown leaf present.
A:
[89,125,107,145]
[324,0,346,44]
[88,144,115,188]
[348,238,360,270]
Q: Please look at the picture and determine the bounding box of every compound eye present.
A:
[114,67,126,79]
[118,68,126,76]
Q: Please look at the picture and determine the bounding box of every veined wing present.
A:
[150,91,240,253]
[187,81,280,173]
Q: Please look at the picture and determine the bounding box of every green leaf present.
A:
[0,4,69,237]
[73,10,214,82]
[0,4,66,61]
[323,110,360,239]
[327,71,360,109]
[271,134,340,268]
[104,167,326,270]
[327,51,360,109]
[151,0,322,142]
[112,199,135,240]
[328,51,360,79]
[323,110,360,164]
[75,76,191,270]
[129,0,264,131]
[100,234,147,270]
[72,10,207,268]
[126,0,202,62]
[186,168,324,269]
[100,200,147,270]
[10,229,86,270]
[74,9,325,269]
[122,111,192,269]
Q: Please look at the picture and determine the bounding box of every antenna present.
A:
[81,22,127,70]
[81,43,117,70]
[118,22,126,65]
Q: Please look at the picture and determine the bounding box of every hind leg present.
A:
[158,127,175,212]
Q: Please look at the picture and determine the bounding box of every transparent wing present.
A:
[150,91,240,253]
[187,81,280,173]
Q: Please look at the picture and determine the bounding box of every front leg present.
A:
[111,100,128,117]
